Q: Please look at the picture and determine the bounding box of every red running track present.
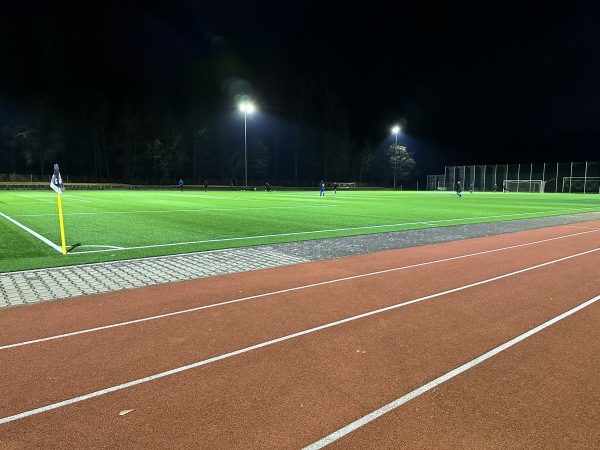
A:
[1,221,599,449]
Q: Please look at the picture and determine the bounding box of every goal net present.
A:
[436,181,448,190]
[562,177,600,193]
[503,179,544,193]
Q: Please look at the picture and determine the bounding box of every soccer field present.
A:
[1,189,599,273]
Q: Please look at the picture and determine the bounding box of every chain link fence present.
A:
[427,161,600,193]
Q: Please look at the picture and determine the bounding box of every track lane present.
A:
[0,221,599,448]
[1,225,598,344]
[1,232,598,416]
[319,299,600,449]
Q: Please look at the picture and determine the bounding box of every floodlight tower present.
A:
[239,101,255,187]
[391,125,401,188]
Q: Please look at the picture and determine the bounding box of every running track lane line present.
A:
[1,228,598,351]
[304,292,600,449]
[0,247,598,425]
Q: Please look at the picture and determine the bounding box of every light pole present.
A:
[239,101,255,187]
[391,126,400,188]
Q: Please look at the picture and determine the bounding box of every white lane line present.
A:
[304,292,600,449]
[1,229,598,351]
[0,212,62,253]
[0,248,598,425]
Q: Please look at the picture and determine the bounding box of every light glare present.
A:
[239,102,255,114]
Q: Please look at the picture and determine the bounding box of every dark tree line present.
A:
[0,4,418,187]
[0,70,419,186]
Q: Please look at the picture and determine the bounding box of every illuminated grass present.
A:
[1,189,598,273]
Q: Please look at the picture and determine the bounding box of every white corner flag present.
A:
[50,163,64,194]
[50,163,67,254]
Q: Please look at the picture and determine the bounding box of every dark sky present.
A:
[2,0,599,173]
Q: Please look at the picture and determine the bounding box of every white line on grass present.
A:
[12,203,338,217]
[11,194,55,203]
[303,292,600,449]
[69,209,600,254]
[0,248,598,425]
[0,212,62,253]
[158,194,243,200]
[62,196,92,203]
[1,229,597,352]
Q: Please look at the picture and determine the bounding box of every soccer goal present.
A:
[562,177,600,193]
[436,181,448,190]
[503,179,545,193]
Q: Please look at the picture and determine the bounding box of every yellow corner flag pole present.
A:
[51,163,67,255]
[57,193,67,255]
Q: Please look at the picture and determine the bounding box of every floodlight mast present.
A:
[391,126,401,188]
[239,101,255,187]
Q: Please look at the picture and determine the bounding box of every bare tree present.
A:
[359,140,374,183]
[145,138,163,181]
[292,78,312,183]
[14,127,41,173]
[320,70,349,181]
[251,139,270,180]
[193,126,210,183]
[388,145,416,187]
[116,104,144,180]
[82,96,110,178]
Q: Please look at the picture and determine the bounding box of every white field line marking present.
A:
[304,292,600,449]
[13,204,339,217]
[1,229,598,351]
[7,193,91,203]
[11,194,55,203]
[62,196,92,203]
[158,194,243,200]
[0,212,62,253]
[78,245,126,250]
[69,210,599,255]
[0,253,598,425]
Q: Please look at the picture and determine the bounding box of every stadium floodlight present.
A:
[391,126,401,188]
[391,125,400,146]
[239,101,255,187]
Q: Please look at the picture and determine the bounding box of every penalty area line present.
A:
[0,212,62,253]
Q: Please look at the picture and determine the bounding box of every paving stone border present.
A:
[1,212,598,308]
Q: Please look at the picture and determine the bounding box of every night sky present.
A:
[2,0,599,176]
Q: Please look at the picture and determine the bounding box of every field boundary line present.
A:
[1,229,597,351]
[0,212,61,253]
[0,249,598,424]
[65,208,600,255]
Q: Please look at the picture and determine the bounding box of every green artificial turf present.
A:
[1,189,598,273]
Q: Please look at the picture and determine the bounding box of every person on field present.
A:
[204,179,208,192]
[456,180,462,198]
[493,183,497,193]
[179,179,184,191]
[320,180,325,196]
[469,182,474,194]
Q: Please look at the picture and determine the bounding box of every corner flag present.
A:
[50,163,67,254]
[50,163,64,194]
